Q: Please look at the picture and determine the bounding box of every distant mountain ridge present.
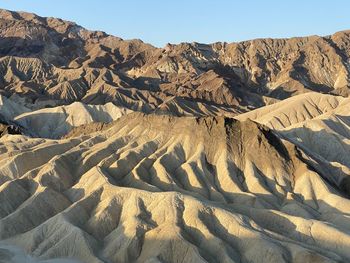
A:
[0,9,349,116]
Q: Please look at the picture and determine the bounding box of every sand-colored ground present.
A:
[0,93,349,262]
[0,8,350,263]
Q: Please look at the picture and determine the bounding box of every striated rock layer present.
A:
[0,8,350,263]
[0,9,349,116]
[0,105,349,262]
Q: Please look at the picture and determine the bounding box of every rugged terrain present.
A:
[0,9,350,115]
[0,8,350,263]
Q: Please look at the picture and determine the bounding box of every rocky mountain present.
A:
[0,8,350,263]
[0,9,349,116]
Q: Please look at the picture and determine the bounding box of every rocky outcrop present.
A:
[0,121,22,137]
[1,8,350,263]
[0,9,349,115]
[0,109,350,262]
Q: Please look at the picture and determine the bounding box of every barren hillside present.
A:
[0,8,350,263]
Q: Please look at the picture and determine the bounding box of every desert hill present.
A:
[0,109,349,262]
[0,9,349,116]
[0,94,131,138]
[0,8,350,263]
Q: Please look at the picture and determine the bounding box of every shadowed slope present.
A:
[236,92,350,194]
[0,113,349,262]
[0,8,350,263]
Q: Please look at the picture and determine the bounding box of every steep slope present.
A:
[14,102,131,138]
[0,94,31,121]
[0,94,131,138]
[0,113,349,262]
[1,8,350,263]
[236,92,350,195]
[0,9,349,115]
[279,101,350,192]
[235,92,347,129]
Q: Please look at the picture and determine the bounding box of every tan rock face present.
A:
[0,110,350,262]
[1,8,350,263]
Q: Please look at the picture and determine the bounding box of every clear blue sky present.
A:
[1,0,349,47]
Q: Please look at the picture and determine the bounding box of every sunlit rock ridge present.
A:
[0,8,350,263]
